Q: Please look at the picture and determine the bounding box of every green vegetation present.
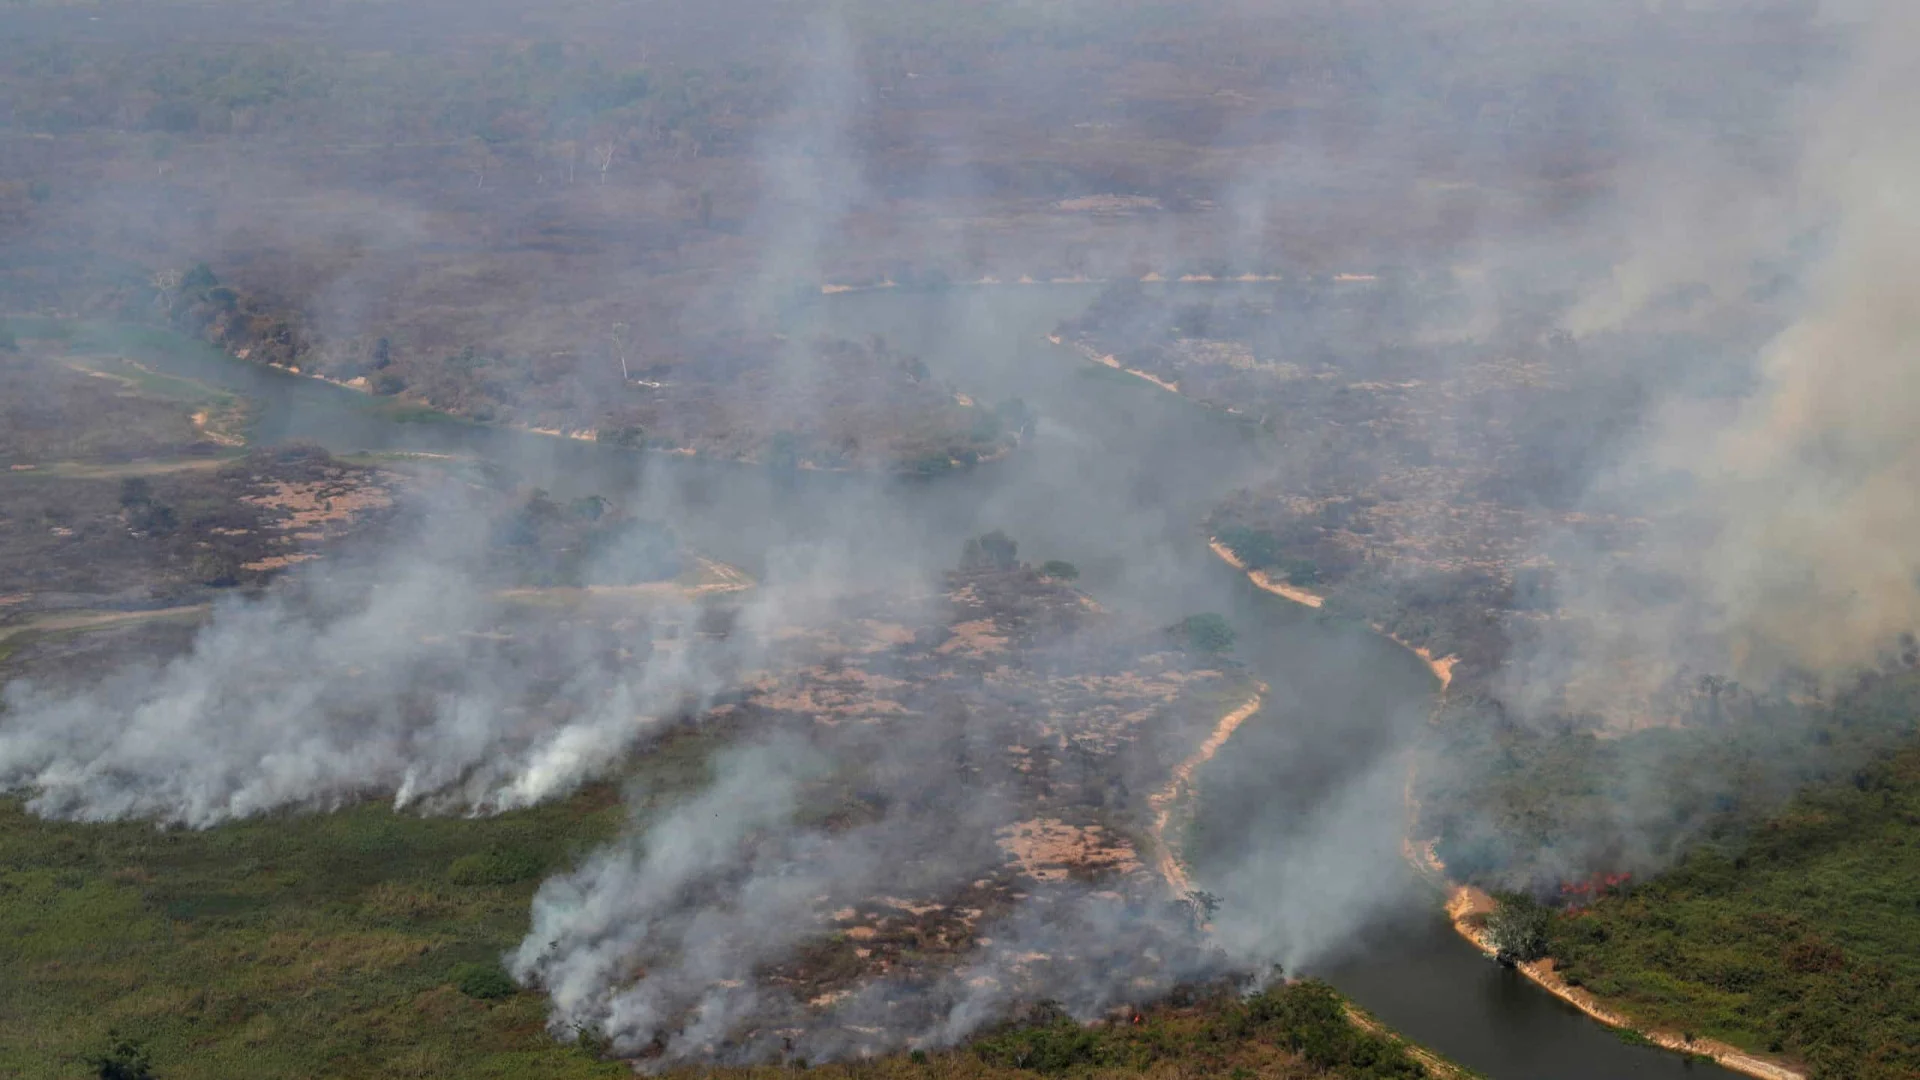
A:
[1038,560,1079,581]
[455,962,520,1002]
[0,729,736,1080]
[1424,668,1920,891]
[1543,741,1920,1080]
[1215,526,1319,585]
[491,487,683,586]
[88,1033,156,1080]
[0,766,1449,1080]
[1177,613,1236,655]
[971,981,1430,1079]
[960,529,1020,572]
[1483,893,1550,965]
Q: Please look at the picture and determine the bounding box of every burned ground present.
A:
[529,560,1260,1060]
[0,2,1818,473]
[1058,278,1772,721]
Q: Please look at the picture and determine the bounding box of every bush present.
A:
[88,1033,155,1080]
[1216,525,1281,568]
[181,262,219,291]
[1177,613,1236,654]
[453,961,518,1000]
[960,529,1019,571]
[1039,560,1079,581]
[191,551,241,587]
[1238,981,1424,1079]
[974,1010,1117,1073]
[1486,892,1552,964]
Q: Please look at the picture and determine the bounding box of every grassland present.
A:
[0,789,632,1078]
[0,744,698,1080]
[0,714,1461,1080]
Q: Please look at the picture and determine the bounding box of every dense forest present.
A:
[1543,740,1920,1079]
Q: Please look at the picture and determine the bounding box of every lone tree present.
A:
[960,529,1019,571]
[1039,559,1079,581]
[1183,889,1222,930]
[1485,892,1552,965]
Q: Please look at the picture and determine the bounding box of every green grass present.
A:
[0,728,730,1080]
[0,705,1462,1080]
[1545,742,1920,1080]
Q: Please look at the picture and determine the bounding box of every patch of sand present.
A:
[241,552,322,572]
[936,618,1008,657]
[996,819,1143,883]
[243,478,393,534]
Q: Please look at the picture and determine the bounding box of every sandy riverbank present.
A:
[1206,538,1462,689]
[1206,538,1329,608]
[1403,839,1805,1080]
[1380,630,1455,691]
[1047,332,1189,396]
[1145,685,1266,897]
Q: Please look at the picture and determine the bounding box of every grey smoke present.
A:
[0,482,741,826]
[12,0,1918,1068]
[1507,0,1920,722]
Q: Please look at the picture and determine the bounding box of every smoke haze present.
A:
[4,0,1919,1068]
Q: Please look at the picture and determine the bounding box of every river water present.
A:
[97,286,1736,1079]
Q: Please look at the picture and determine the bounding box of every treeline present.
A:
[1542,740,1920,1079]
[1422,667,1920,894]
[971,980,1429,1079]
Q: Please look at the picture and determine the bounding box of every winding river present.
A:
[88,285,1737,1079]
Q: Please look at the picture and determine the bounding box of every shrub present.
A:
[88,1032,155,1080]
[191,551,241,587]
[974,1018,1112,1073]
[1177,613,1236,654]
[453,961,518,1000]
[960,529,1019,571]
[1039,560,1079,581]
[1486,892,1552,964]
[1216,525,1281,568]
[1240,981,1424,1078]
[181,262,219,291]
